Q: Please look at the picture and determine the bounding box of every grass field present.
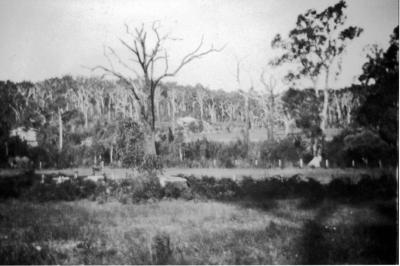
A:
[0,197,396,264]
[0,168,397,264]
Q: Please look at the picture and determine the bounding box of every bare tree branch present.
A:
[93,22,224,136]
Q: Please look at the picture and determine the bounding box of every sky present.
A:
[0,0,398,92]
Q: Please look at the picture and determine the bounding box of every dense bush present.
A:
[260,136,307,166]
[163,182,192,199]
[2,170,396,205]
[182,173,396,202]
[18,173,165,204]
[116,119,145,168]
[176,139,251,168]
[183,176,239,200]
[23,178,102,202]
[325,129,396,167]
[0,170,37,199]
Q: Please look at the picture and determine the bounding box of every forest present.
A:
[0,23,397,170]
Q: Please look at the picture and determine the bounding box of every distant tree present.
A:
[115,118,145,168]
[281,88,322,155]
[0,81,18,160]
[194,84,207,122]
[260,70,278,140]
[94,120,119,164]
[357,26,399,149]
[271,0,363,154]
[0,81,43,161]
[234,58,253,150]
[93,22,224,155]
[37,76,79,151]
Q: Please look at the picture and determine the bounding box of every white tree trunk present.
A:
[110,145,113,164]
[320,67,330,134]
[170,90,176,132]
[84,108,88,128]
[58,108,63,151]
[144,130,157,155]
[334,94,343,124]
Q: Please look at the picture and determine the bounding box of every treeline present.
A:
[0,76,370,168]
[0,21,397,169]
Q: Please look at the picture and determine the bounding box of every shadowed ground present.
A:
[0,197,396,264]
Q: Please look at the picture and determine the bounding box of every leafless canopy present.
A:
[92,22,225,129]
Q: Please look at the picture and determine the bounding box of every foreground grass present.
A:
[0,197,397,264]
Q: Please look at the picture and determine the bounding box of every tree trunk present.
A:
[110,145,113,164]
[244,94,250,148]
[129,102,133,118]
[199,99,204,121]
[58,108,63,151]
[108,97,112,122]
[312,137,318,156]
[84,108,88,128]
[210,102,217,124]
[283,115,292,137]
[5,141,8,157]
[144,130,157,155]
[170,90,176,133]
[334,94,343,124]
[320,67,330,134]
[156,100,160,122]
[269,92,275,140]
[134,101,141,121]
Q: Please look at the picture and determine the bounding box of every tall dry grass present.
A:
[0,196,396,264]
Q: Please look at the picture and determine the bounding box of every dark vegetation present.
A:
[0,171,397,264]
[0,171,396,204]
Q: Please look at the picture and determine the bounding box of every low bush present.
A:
[0,170,37,199]
[3,170,396,205]
[183,173,396,202]
[260,136,308,166]
[163,182,193,200]
[0,241,57,265]
[183,176,240,200]
[23,178,102,202]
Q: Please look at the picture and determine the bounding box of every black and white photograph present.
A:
[0,0,398,264]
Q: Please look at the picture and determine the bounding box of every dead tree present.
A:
[234,58,253,149]
[93,22,224,154]
[260,69,277,140]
